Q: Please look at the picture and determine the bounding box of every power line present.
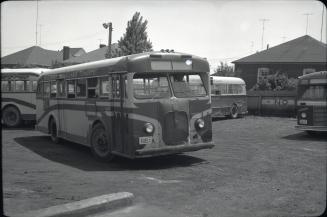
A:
[259,18,269,50]
[303,13,313,35]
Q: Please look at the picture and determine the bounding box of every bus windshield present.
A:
[298,85,327,100]
[170,73,206,98]
[133,73,171,99]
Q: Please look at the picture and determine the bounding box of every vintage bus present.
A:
[210,76,247,118]
[1,68,49,127]
[296,71,327,134]
[35,51,214,160]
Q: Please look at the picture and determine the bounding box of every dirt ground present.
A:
[2,116,326,217]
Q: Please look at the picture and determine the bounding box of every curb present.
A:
[16,192,134,217]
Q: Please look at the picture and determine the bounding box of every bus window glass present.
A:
[100,77,110,96]
[57,80,66,98]
[44,82,50,96]
[133,73,170,99]
[67,80,76,98]
[170,74,206,98]
[113,76,120,98]
[15,80,24,92]
[32,81,38,91]
[50,81,57,98]
[25,81,31,91]
[299,85,327,100]
[87,77,98,98]
[2,81,9,92]
[36,82,43,97]
[76,79,86,97]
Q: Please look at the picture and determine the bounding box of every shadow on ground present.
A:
[14,136,205,172]
[282,131,327,141]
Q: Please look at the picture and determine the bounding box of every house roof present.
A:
[232,35,327,64]
[59,47,86,58]
[64,43,119,64]
[1,46,62,67]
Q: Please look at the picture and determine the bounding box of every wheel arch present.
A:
[2,103,21,115]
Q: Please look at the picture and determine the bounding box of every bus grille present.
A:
[313,107,327,126]
[163,111,189,145]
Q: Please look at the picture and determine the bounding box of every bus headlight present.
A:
[300,112,307,118]
[144,123,154,134]
[196,118,205,129]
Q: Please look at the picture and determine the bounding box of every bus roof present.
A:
[39,51,210,80]
[298,71,327,80]
[1,68,50,76]
[210,76,245,85]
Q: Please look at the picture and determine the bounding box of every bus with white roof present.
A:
[1,68,49,127]
[35,51,214,160]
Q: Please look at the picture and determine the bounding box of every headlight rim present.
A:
[144,122,154,134]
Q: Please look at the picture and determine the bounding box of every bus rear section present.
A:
[296,71,327,133]
[1,68,48,127]
[35,51,214,160]
[210,76,247,118]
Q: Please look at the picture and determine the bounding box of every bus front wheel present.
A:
[91,124,114,162]
[2,106,21,127]
[49,118,60,143]
[230,104,238,119]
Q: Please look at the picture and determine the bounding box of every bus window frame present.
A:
[57,79,66,98]
[76,78,87,98]
[67,79,76,99]
[43,81,50,98]
[87,77,99,99]
[99,76,111,98]
[50,80,57,98]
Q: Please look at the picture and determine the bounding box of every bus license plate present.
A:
[299,119,307,125]
[139,136,152,145]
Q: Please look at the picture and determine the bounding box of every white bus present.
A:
[35,51,214,160]
[1,68,49,127]
[210,76,247,118]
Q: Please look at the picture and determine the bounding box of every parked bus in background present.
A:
[296,71,327,134]
[35,51,214,161]
[210,76,247,118]
[1,68,49,127]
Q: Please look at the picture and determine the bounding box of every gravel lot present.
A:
[3,116,326,217]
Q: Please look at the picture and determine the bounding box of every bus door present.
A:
[111,74,126,154]
[86,78,98,117]
[57,79,66,134]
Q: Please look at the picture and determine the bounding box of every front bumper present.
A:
[135,142,214,157]
[295,125,327,132]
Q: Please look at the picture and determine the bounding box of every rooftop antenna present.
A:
[39,24,43,46]
[303,13,313,35]
[259,18,269,50]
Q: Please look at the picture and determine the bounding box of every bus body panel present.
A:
[211,95,247,117]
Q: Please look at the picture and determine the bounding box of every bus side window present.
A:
[50,81,57,98]
[100,76,110,97]
[57,79,66,98]
[44,82,50,97]
[87,77,98,98]
[36,82,43,97]
[112,75,120,98]
[1,81,9,92]
[76,79,86,98]
[32,81,38,92]
[67,80,76,98]
[15,80,24,92]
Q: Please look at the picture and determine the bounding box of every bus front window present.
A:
[133,73,171,99]
[170,73,207,98]
[298,85,327,100]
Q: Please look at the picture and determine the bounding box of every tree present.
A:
[212,61,235,77]
[109,12,152,57]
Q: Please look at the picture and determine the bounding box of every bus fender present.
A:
[87,118,112,146]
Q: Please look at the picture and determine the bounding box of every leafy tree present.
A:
[108,12,152,57]
[212,61,235,77]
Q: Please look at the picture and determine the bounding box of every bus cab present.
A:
[210,76,247,118]
[296,71,327,134]
[1,68,49,127]
[35,51,214,160]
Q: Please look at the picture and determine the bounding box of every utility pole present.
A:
[321,6,325,41]
[303,13,313,35]
[35,0,39,45]
[103,22,113,58]
[259,18,269,50]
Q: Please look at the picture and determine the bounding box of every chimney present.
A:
[266,44,269,50]
[99,44,106,48]
[63,46,70,60]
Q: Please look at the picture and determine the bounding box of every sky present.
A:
[1,0,326,70]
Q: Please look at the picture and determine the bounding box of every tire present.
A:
[230,104,238,119]
[49,118,60,143]
[90,124,114,161]
[2,106,21,127]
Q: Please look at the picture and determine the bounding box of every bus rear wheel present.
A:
[49,118,60,143]
[2,106,21,127]
[230,104,238,119]
[91,124,114,161]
